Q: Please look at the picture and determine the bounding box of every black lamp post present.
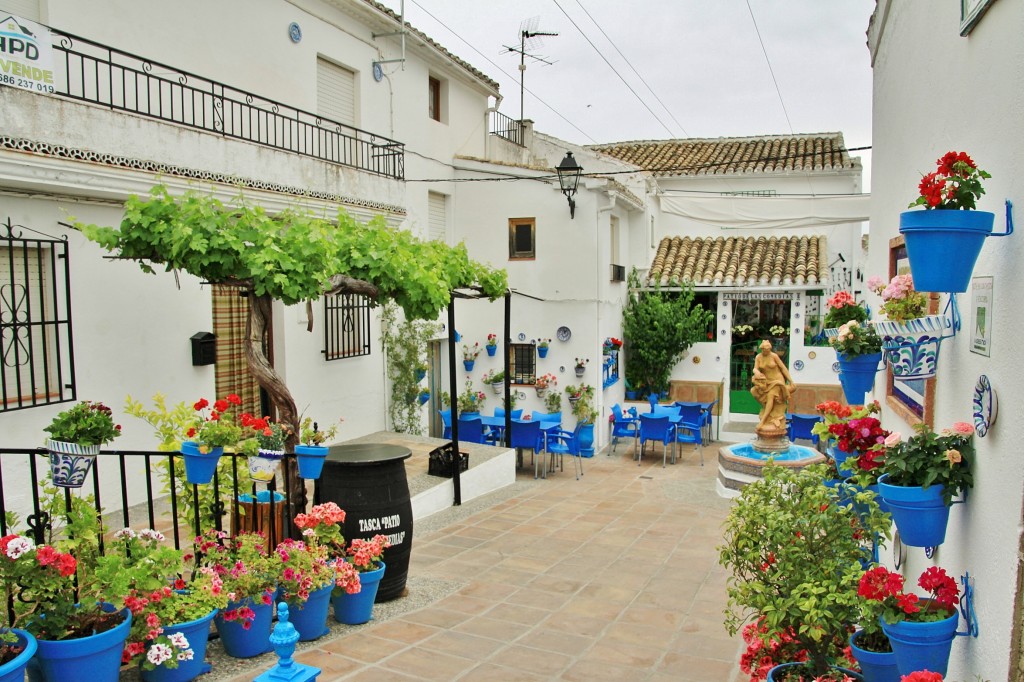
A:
[555,151,583,219]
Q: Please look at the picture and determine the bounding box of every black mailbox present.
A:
[190,332,216,366]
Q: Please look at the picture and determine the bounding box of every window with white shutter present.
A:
[427,192,447,242]
[317,58,356,126]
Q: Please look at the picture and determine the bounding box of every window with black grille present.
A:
[1,218,76,411]
[509,343,536,384]
[694,292,718,340]
[508,218,535,260]
[323,294,372,360]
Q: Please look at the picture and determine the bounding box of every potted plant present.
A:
[829,321,883,405]
[568,389,598,457]
[196,530,280,659]
[848,564,900,682]
[859,565,961,676]
[455,381,486,415]
[295,415,341,480]
[564,383,594,406]
[485,333,498,356]
[417,388,430,406]
[534,373,557,398]
[866,274,950,380]
[117,530,228,682]
[823,290,869,336]
[720,463,890,681]
[481,369,505,395]
[331,535,390,625]
[274,537,335,642]
[534,338,551,358]
[901,151,999,293]
[43,400,122,488]
[574,358,589,377]
[877,421,974,547]
[180,395,244,485]
[0,627,36,682]
[414,362,428,382]
[544,390,562,414]
[811,401,890,505]
[462,342,482,371]
[238,416,290,483]
[769,325,789,339]
[731,324,755,341]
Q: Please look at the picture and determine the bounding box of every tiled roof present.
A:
[589,133,857,177]
[647,235,828,288]
[360,0,501,92]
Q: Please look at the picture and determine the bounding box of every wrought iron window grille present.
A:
[323,294,372,361]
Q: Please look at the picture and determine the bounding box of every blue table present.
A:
[480,416,560,477]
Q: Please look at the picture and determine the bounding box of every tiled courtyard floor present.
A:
[227,441,744,681]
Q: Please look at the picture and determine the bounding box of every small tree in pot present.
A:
[719,463,890,680]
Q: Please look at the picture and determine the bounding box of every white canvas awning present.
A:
[659,193,870,230]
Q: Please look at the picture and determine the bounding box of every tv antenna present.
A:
[502,17,558,123]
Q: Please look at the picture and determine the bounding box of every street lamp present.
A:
[555,151,582,219]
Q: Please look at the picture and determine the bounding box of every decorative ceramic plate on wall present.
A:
[972,374,997,437]
[793,360,805,371]
[556,326,571,342]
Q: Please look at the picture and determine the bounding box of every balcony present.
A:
[43,28,404,180]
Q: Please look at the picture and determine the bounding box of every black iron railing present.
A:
[46,28,405,179]
[0,448,306,552]
[490,110,524,147]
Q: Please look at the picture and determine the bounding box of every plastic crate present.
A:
[427,442,469,478]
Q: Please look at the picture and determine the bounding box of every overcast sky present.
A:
[381,0,875,186]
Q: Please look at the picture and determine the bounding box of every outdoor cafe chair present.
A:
[636,413,676,467]
[439,409,452,439]
[676,403,706,444]
[508,419,544,475]
[494,407,524,420]
[787,413,823,450]
[609,403,639,455]
[544,423,585,480]
[456,416,486,445]
[674,416,704,467]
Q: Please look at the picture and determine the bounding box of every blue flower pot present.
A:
[767,662,863,681]
[463,360,475,372]
[849,630,900,682]
[881,606,959,676]
[27,607,131,682]
[900,209,995,293]
[295,445,328,480]
[837,352,883,405]
[139,609,217,682]
[577,423,595,457]
[415,369,427,382]
[287,583,333,642]
[827,444,851,471]
[877,474,949,547]
[485,345,497,357]
[417,392,430,406]
[0,629,36,682]
[537,347,549,358]
[180,442,223,485]
[215,598,273,658]
[332,562,385,625]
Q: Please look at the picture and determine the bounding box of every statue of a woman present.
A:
[750,340,795,431]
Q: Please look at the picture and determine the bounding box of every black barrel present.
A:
[319,443,413,602]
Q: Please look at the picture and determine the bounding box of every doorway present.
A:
[728,298,792,415]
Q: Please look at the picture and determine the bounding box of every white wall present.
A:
[868,1,1024,678]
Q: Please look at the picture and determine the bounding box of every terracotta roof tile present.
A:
[647,235,828,288]
[589,133,858,177]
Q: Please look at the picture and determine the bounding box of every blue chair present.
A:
[788,413,823,449]
[494,407,524,420]
[636,414,676,467]
[648,392,659,413]
[652,404,680,418]
[609,404,639,455]
[676,404,706,444]
[674,415,704,467]
[544,423,584,480]
[439,409,452,439]
[509,419,543,474]
[456,416,485,445]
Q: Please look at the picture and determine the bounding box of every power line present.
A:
[551,0,677,139]
[407,0,597,143]
[745,0,794,135]
[571,0,689,138]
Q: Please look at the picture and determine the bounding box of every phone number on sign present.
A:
[0,74,55,93]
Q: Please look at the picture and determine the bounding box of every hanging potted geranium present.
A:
[485,333,498,357]
[43,400,122,488]
[295,415,341,480]
[829,322,884,405]
[867,274,951,380]
[859,565,962,676]
[534,338,552,358]
[239,416,289,483]
[180,395,243,485]
[900,151,1002,293]
[481,369,505,395]
[462,343,482,372]
[877,421,974,547]
[534,373,557,398]
[822,290,868,338]
[574,357,589,378]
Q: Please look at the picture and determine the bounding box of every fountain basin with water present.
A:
[716,441,826,498]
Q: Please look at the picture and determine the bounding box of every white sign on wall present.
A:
[970,276,993,357]
[0,13,55,94]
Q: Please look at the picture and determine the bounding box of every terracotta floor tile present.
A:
[321,632,408,663]
[481,601,551,626]
[561,595,627,620]
[418,629,506,659]
[455,663,549,681]
[581,639,665,668]
[488,644,573,677]
[400,606,474,629]
[293,649,365,676]
[334,665,421,681]
[659,651,739,680]
[560,658,651,682]
[515,626,593,656]
[379,647,476,680]
[452,615,532,642]
[366,619,440,645]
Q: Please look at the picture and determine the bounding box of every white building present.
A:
[867,1,1024,678]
